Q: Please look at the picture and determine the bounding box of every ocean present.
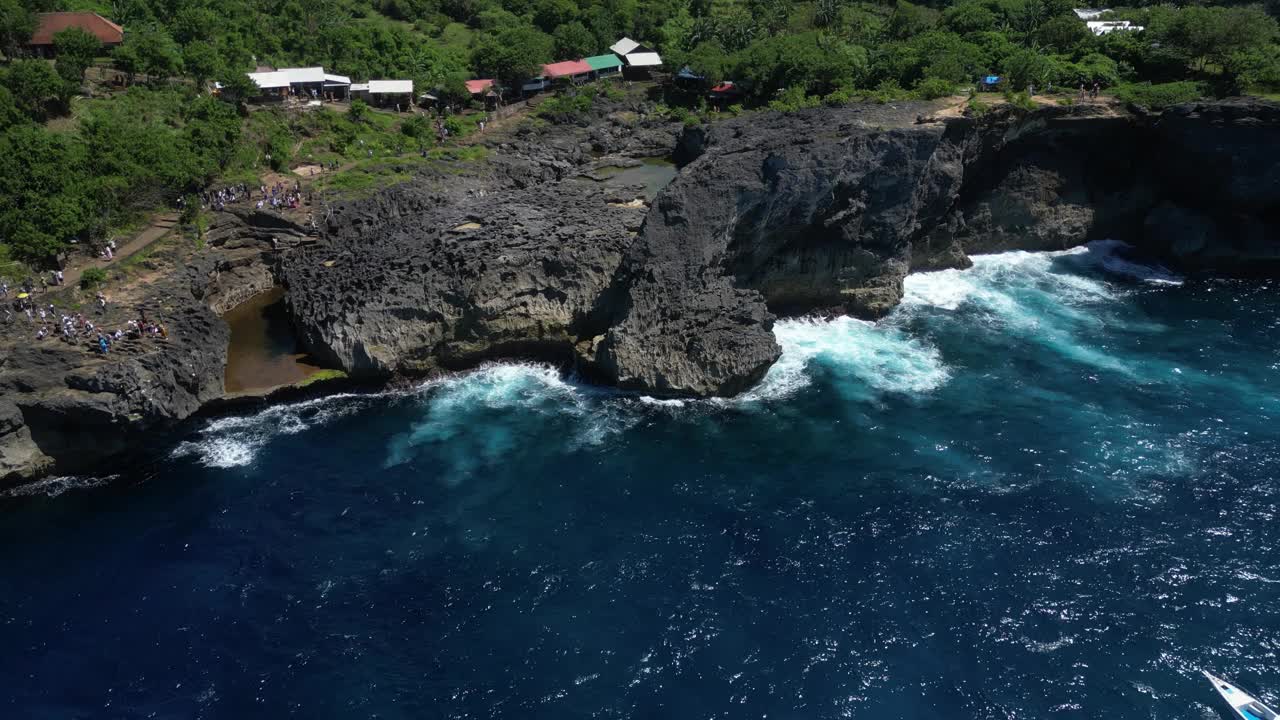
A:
[3,242,1279,719]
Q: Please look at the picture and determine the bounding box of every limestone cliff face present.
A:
[0,209,306,486]
[6,98,1277,487]
[0,296,228,481]
[283,99,1280,401]
[281,179,648,377]
[590,99,1279,396]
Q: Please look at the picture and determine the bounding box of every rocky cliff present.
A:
[280,98,1280,401]
[4,97,1278,486]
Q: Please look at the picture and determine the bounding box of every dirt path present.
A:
[60,213,179,289]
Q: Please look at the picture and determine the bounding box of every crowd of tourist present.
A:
[6,290,168,352]
[255,180,306,211]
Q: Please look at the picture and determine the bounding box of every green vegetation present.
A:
[1,0,1278,268]
[79,266,106,289]
[294,369,348,388]
[1113,80,1206,108]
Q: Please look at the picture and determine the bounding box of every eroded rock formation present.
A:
[3,97,1278,486]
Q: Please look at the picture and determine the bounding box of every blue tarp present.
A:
[983,75,1001,85]
[676,66,705,81]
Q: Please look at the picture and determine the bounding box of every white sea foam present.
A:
[2,474,116,498]
[384,362,634,472]
[171,392,370,468]
[741,316,951,402]
[166,242,1185,466]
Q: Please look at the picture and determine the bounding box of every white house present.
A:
[247,66,334,98]
[354,79,414,107]
[610,37,663,78]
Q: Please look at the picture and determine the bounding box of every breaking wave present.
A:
[171,392,373,469]
[383,363,636,475]
[743,316,951,403]
[170,241,1187,470]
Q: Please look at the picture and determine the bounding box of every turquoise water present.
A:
[3,242,1279,718]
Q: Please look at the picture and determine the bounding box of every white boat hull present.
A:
[1205,671,1279,720]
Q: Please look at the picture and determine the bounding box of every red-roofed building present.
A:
[542,60,592,81]
[28,12,124,57]
[465,79,494,95]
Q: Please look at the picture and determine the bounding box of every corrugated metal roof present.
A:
[624,52,662,67]
[277,67,326,84]
[29,12,123,45]
[368,79,413,94]
[585,54,623,71]
[323,73,351,85]
[610,37,640,56]
[248,71,291,89]
[543,60,593,78]
[350,83,369,92]
[465,79,494,94]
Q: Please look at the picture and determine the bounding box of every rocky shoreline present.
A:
[2,96,1278,487]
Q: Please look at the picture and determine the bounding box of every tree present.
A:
[0,87,23,131]
[114,25,182,84]
[0,125,92,262]
[1035,14,1089,54]
[748,0,791,36]
[942,2,996,35]
[814,0,842,29]
[216,70,259,110]
[183,41,222,89]
[1001,46,1055,90]
[532,0,578,34]
[1153,6,1278,75]
[471,25,554,85]
[731,33,869,102]
[553,21,596,59]
[440,73,473,106]
[53,27,103,85]
[0,0,37,59]
[3,60,70,120]
[888,1,937,42]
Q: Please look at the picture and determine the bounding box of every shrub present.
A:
[915,77,955,100]
[349,99,370,123]
[966,93,990,117]
[867,79,913,103]
[767,85,821,113]
[1002,89,1037,111]
[400,114,431,139]
[1113,81,1204,109]
[80,267,107,289]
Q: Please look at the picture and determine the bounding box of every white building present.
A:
[353,79,414,107]
[1086,20,1143,35]
[610,37,663,77]
[247,66,344,98]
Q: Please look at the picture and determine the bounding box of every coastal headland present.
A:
[2,96,1278,486]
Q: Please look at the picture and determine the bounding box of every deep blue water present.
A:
[3,242,1280,719]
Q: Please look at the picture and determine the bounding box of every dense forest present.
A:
[0,0,1278,268]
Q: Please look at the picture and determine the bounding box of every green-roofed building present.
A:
[585,54,623,77]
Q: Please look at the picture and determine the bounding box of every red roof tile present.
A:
[465,79,494,94]
[542,60,592,78]
[30,12,124,46]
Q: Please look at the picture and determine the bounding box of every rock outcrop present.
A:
[5,97,1278,487]
[0,209,306,485]
[282,178,649,377]
[281,98,1280,402]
